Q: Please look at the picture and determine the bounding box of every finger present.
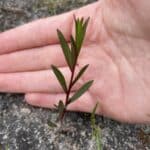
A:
[0,44,67,73]
[25,92,99,113]
[0,11,74,54]
[0,67,82,93]
[0,1,99,54]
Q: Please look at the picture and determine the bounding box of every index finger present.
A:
[0,11,74,54]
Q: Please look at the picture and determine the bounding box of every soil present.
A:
[0,0,150,150]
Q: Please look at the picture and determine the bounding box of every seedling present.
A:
[91,103,102,150]
[51,16,93,123]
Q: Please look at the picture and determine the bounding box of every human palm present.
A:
[0,1,149,123]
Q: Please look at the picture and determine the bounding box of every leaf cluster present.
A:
[51,16,93,122]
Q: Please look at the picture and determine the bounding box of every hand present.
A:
[0,1,150,123]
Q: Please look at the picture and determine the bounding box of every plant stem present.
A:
[60,64,76,122]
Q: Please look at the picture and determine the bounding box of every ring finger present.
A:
[0,44,66,73]
[0,67,83,93]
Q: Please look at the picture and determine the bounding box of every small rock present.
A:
[80,131,86,137]
[3,135,8,140]
[20,108,31,115]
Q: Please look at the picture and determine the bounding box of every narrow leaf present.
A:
[78,17,90,54]
[91,102,99,130]
[82,17,90,42]
[75,17,90,55]
[57,100,65,119]
[82,17,90,41]
[90,103,102,150]
[72,64,89,86]
[70,35,77,66]
[75,18,82,51]
[83,17,90,33]
[57,29,73,70]
[76,21,82,51]
[51,65,67,93]
[48,120,57,128]
[80,17,84,25]
[69,80,94,104]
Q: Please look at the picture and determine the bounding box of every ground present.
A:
[0,0,150,150]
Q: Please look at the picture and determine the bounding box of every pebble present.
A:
[20,108,31,115]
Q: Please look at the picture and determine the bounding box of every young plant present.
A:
[51,16,93,122]
[91,103,102,150]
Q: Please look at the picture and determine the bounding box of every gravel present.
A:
[0,0,150,149]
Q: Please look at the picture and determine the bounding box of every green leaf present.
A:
[75,19,82,51]
[69,80,94,104]
[47,120,57,128]
[75,17,90,55]
[80,17,84,25]
[72,64,89,86]
[57,100,65,119]
[57,29,73,70]
[90,103,102,150]
[82,18,89,44]
[70,35,77,66]
[91,102,99,130]
[79,17,89,54]
[51,65,67,93]
[83,17,90,34]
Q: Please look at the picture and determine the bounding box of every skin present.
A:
[0,0,150,123]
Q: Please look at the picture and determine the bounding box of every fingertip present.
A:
[24,93,60,108]
[0,11,74,54]
[25,93,39,105]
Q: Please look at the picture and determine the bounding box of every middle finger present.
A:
[0,44,66,73]
[0,67,83,93]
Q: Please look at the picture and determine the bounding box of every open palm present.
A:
[0,1,149,123]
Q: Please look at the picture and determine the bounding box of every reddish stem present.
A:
[60,64,76,122]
